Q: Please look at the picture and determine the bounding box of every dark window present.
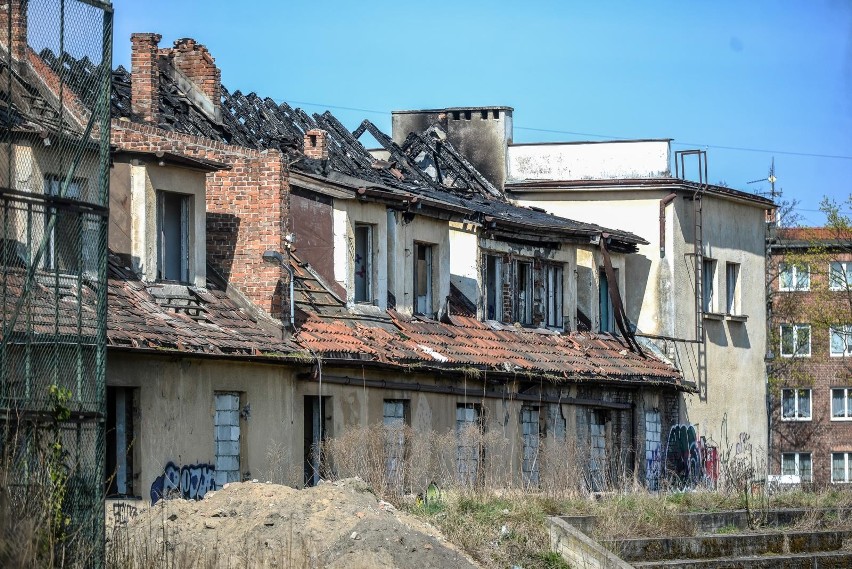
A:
[516,261,533,325]
[156,190,190,282]
[353,224,372,303]
[484,254,503,321]
[106,386,137,497]
[43,175,87,273]
[599,268,615,332]
[414,243,433,315]
[451,111,460,120]
[464,110,472,120]
[492,109,500,119]
[545,264,563,328]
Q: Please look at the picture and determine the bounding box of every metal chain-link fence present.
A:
[0,0,111,566]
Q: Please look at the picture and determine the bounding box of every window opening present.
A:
[545,264,563,328]
[599,268,615,332]
[781,388,811,420]
[831,388,852,419]
[832,452,852,483]
[780,324,811,357]
[480,110,488,119]
[383,400,409,484]
[589,410,608,491]
[702,258,716,312]
[456,403,484,487]
[156,190,190,282]
[353,224,372,303]
[520,405,540,487]
[779,262,809,291]
[516,261,533,325]
[484,254,503,321]
[645,410,662,491]
[830,262,852,291]
[726,262,740,314]
[414,243,433,315]
[106,387,136,496]
[43,175,83,273]
[304,396,332,486]
[781,452,812,482]
[214,392,241,487]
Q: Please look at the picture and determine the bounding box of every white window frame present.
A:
[829,261,852,291]
[780,324,811,358]
[781,452,812,482]
[413,242,434,316]
[725,262,740,315]
[831,387,852,420]
[544,263,563,329]
[831,452,852,483]
[781,388,812,421]
[779,262,810,291]
[830,325,852,357]
[353,224,373,304]
[702,258,716,313]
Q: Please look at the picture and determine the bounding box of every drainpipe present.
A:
[659,193,677,257]
[262,250,295,329]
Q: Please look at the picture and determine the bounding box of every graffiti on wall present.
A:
[664,423,718,489]
[150,461,217,504]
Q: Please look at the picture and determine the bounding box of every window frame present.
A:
[780,323,811,358]
[43,174,86,274]
[702,258,717,313]
[156,190,191,283]
[829,261,852,292]
[781,452,812,482]
[830,325,852,358]
[831,387,852,420]
[544,263,564,329]
[779,262,810,291]
[484,253,503,322]
[515,260,534,325]
[781,388,812,421]
[725,262,740,315]
[353,223,373,304]
[413,242,434,316]
[831,452,852,483]
[599,267,615,333]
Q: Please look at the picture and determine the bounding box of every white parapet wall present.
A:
[507,139,671,182]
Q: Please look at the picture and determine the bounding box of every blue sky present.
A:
[113,1,851,225]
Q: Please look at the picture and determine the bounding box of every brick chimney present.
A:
[169,38,221,119]
[130,33,162,125]
[0,0,28,62]
[304,129,329,160]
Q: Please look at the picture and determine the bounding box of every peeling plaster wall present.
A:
[507,140,671,182]
[515,189,768,452]
[386,211,450,317]
[332,200,388,308]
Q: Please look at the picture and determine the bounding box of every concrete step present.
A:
[605,530,847,562]
[632,549,852,569]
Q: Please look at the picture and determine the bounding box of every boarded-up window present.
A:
[157,190,190,282]
[589,410,608,491]
[383,399,409,483]
[414,243,433,315]
[456,403,483,487]
[354,224,372,303]
[645,410,661,490]
[214,393,241,487]
[521,405,540,487]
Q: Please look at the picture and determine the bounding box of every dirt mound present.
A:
[113,478,479,568]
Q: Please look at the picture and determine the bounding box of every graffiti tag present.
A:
[664,423,718,489]
[150,461,217,504]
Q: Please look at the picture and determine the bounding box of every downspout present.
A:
[659,193,677,257]
[282,262,295,329]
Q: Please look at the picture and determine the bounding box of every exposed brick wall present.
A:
[0,0,27,62]
[167,38,221,117]
[769,248,852,485]
[130,33,162,125]
[111,120,291,319]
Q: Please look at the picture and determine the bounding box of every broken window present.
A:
[106,386,137,496]
[456,403,484,487]
[383,399,409,484]
[702,258,716,313]
[484,254,503,321]
[520,405,540,487]
[598,268,616,333]
[156,190,190,282]
[726,262,740,314]
[515,260,534,325]
[414,242,433,316]
[214,392,241,487]
[353,224,373,303]
[545,264,563,329]
[43,175,85,273]
[304,395,332,486]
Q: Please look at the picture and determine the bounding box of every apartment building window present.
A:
[780,324,811,357]
[702,258,716,313]
[831,388,852,419]
[831,452,852,483]
[353,224,373,303]
[830,262,852,291]
[781,452,812,482]
[545,264,564,329]
[599,268,615,333]
[830,325,852,357]
[781,388,812,421]
[456,403,484,486]
[726,262,740,314]
[43,175,85,273]
[484,254,503,321]
[515,260,533,325]
[414,242,433,315]
[383,399,409,483]
[157,190,190,282]
[779,262,809,291]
